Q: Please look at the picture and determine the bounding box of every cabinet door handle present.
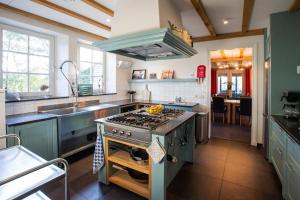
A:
[18,130,22,145]
[277,148,283,158]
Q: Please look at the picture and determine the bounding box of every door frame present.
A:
[207,44,260,146]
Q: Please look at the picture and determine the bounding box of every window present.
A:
[78,44,105,93]
[217,75,227,94]
[232,74,243,97]
[0,25,53,94]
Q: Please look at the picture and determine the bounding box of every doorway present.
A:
[210,48,253,144]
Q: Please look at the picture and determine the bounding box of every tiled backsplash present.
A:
[130,81,209,106]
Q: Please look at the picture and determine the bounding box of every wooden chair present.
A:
[212,97,227,124]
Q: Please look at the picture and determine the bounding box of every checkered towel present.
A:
[93,131,105,174]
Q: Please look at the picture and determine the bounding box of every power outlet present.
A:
[297,66,300,74]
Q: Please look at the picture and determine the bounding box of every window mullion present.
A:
[0,28,3,89]
[27,34,30,93]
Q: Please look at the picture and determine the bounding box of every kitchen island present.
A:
[95,109,196,200]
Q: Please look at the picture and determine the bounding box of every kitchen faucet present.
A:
[59,60,79,107]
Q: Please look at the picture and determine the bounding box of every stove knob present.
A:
[119,131,125,135]
[125,132,132,137]
[112,129,118,134]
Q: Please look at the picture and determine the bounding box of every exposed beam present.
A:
[190,0,216,36]
[242,0,255,32]
[0,3,106,40]
[82,0,114,17]
[211,56,252,63]
[240,48,244,58]
[289,0,300,12]
[193,29,265,43]
[31,0,111,31]
[220,50,226,59]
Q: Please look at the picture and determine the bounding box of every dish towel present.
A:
[93,132,105,174]
[146,137,166,164]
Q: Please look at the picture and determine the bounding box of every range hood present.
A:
[93,27,197,61]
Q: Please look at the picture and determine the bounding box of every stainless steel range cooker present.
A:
[101,109,184,146]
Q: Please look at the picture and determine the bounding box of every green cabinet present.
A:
[270,119,300,200]
[7,119,58,160]
[270,122,286,182]
[285,154,300,200]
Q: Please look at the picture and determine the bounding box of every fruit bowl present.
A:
[145,104,164,115]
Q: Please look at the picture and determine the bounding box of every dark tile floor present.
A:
[43,139,282,200]
[211,122,251,144]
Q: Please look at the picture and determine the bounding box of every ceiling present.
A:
[0,0,116,38]
[210,48,253,69]
[173,0,294,37]
[0,0,295,39]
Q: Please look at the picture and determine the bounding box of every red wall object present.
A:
[211,69,217,95]
[197,65,206,78]
[245,68,251,96]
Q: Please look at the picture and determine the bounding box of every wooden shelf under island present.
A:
[109,170,150,199]
[105,137,152,199]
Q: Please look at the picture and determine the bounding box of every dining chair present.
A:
[212,97,227,124]
[236,97,252,126]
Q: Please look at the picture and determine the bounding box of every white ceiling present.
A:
[0,0,117,38]
[173,0,294,37]
[0,0,295,39]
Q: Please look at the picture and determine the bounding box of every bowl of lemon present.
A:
[145,104,164,115]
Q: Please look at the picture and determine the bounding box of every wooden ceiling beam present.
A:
[289,0,300,12]
[31,0,111,31]
[242,0,255,32]
[0,3,106,40]
[211,56,252,63]
[193,28,265,42]
[190,0,216,36]
[82,0,114,17]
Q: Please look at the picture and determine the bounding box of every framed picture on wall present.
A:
[132,69,146,80]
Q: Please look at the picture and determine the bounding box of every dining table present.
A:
[224,99,240,125]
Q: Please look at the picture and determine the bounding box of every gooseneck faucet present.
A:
[59,60,79,107]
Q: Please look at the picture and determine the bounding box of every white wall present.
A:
[131,35,265,145]
[159,0,183,28]
[111,0,160,36]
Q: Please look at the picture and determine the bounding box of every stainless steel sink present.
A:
[37,100,120,158]
[37,100,100,115]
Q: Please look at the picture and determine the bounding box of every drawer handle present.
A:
[277,148,283,158]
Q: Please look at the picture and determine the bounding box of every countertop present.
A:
[95,110,196,136]
[108,99,199,108]
[272,115,300,145]
[6,113,58,126]
[6,99,198,126]
[6,104,119,126]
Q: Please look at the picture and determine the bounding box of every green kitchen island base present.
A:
[96,115,195,200]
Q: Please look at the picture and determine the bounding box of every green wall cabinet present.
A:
[7,119,58,160]
[270,119,300,200]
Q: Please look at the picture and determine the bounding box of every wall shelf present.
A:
[128,78,198,84]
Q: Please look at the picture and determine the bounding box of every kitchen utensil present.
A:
[129,147,149,165]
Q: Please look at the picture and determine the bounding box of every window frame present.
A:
[232,73,243,97]
[217,74,228,94]
[0,23,55,96]
[77,42,106,93]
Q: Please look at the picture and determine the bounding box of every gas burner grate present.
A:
[106,109,185,130]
